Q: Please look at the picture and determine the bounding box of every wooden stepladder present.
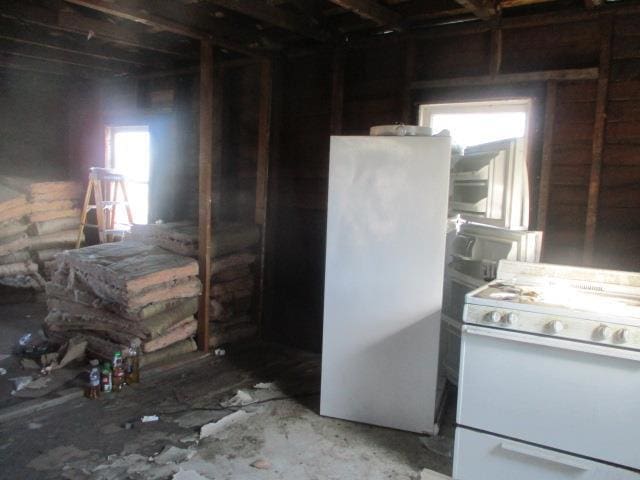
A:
[76,167,134,248]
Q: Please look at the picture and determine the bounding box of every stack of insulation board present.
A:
[0,183,40,290]
[0,176,83,286]
[43,241,202,366]
[130,222,260,347]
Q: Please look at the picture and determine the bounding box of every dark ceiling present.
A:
[0,0,635,78]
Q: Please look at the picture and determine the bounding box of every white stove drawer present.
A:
[458,325,640,469]
[453,428,638,480]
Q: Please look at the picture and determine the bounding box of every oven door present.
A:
[458,324,640,470]
[454,428,639,480]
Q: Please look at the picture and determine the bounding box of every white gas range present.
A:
[453,260,640,479]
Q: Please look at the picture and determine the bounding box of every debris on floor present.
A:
[419,468,452,479]
[250,458,271,470]
[220,389,253,407]
[199,409,252,439]
[152,446,196,465]
[172,470,209,480]
[419,434,454,458]
[253,382,273,390]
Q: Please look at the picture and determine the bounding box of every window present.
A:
[106,125,151,226]
[419,99,531,152]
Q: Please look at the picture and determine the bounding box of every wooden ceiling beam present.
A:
[0,38,138,75]
[201,0,330,42]
[0,51,106,78]
[1,1,197,59]
[451,0,497,21]
[63,0,261,57]
[0,19,166,69]
[584,0,604,9]
[328,0,402,26]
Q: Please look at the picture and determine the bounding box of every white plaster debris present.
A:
[0,368,6,375]
[141,415,160,423]
[153,446,196,465]
[11,376,32,391]
[199,410,251,439]
[419,468,452,480]
[220,389,253,407]
[172,469,210,480]
[253,382,274,390]
[214,348,226,357]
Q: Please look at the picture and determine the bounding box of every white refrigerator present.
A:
[320,135,451,434]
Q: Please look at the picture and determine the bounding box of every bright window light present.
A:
[420,100,530,151]
[108,126,150,226]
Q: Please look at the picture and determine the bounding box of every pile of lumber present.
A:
[130,222,260,348]
[43,241,202,367]
[0,176,82,290]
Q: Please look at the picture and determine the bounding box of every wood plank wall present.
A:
[268,13,640,350]
[597,15,640,270]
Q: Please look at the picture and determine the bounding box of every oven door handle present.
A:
[500,440,592,471]
[462,324,640,363]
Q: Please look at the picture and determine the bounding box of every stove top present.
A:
[471,281,640,321]
[464,260,640,348]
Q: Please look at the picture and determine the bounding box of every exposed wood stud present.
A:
[197,41,214,352]
[489,27,502,77]
[537,80,557,257]
[584,15,613,265]
[255,59,273,226]
[328,0,402,26]
[330,50,345,135]
[452,0,497,21]
[410,68,600,89]
[255,59,273,337]
[402,39,416,124]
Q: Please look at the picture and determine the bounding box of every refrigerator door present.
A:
[321,135,451,434]
[450,138,529,230]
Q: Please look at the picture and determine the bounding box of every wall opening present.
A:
[419,99,531,152]
[105,125,150,226]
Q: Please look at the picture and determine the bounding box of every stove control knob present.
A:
[547,320,564,334]
[503,312,518,326]
[487,311,502,323]
[615,328,630,344]
[594,324,612,341]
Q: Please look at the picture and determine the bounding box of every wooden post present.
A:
[255,59,273,336]
[490,27,502,77]
[197,41,214,351]
[583,16,613,265]
[402,39,416,124]
[255,59,272,226]
[330,50,345,135]
[537,81,557,258]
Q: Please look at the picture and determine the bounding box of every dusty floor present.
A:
[0,302,455,480]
